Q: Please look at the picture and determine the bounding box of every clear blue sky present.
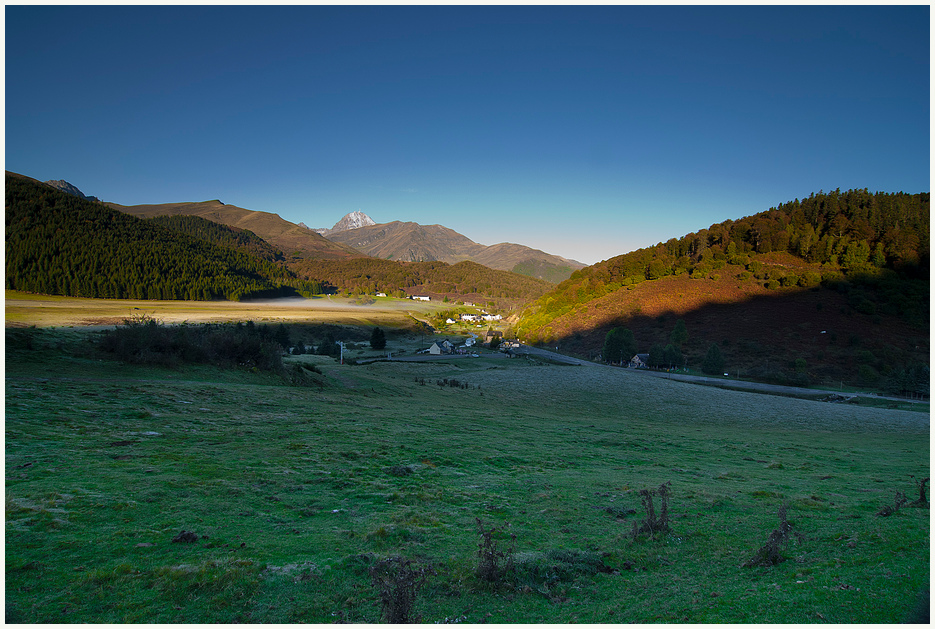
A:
[6,5,930,266]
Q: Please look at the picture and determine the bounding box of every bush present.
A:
[512,549,612,589]
[475,518,516,583]
[701,343,725,375]
[98,316,282,371]
[368,556,434,623]
[858,364,881,385]
[743,503,799,567]
[631,482,672,540]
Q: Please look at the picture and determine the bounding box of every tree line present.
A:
[292,258,551,303]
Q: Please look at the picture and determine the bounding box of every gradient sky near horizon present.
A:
[6,5,930,266]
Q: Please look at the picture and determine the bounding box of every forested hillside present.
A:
[515,189,929,391]
[293,257,552,310]
[148,214,287,264]
[5,173,319,301]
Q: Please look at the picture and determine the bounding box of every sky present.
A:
[5,5,930,266]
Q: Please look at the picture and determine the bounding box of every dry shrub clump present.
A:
[368,556,434,623]
[877,475,929,516]
[911,475,929,508]
[475,518,516,583]
[631,482,672,540]
[743,503,801,567]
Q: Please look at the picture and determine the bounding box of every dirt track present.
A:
[509,344,928,407]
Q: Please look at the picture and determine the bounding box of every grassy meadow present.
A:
[4,290,448,329]
[4,308,930,623]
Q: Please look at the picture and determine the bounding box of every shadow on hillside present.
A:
[543,277,928,392]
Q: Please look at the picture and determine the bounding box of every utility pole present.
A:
[339,341,345,365]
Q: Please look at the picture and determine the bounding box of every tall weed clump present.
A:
[631,482,672,540]
[368,556,434,623]
[475,518,516,584]
[743,503,800,567]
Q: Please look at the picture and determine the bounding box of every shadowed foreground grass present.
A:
[5,328,929,623]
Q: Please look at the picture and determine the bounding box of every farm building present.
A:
[631,353,650,368]
[429,340,455,355]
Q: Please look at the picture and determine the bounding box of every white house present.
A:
[631,353,650,368]
[461,314,478,322]
[412,295,431,301]
[429,342,442,355]
[376,292,387,297]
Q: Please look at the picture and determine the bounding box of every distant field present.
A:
[5,323,929,623]
[4,290,446,329]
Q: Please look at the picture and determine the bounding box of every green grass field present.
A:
[5,324,929,623]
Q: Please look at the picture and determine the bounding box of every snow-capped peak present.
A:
[330,210,375,233]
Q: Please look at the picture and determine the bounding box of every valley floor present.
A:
[5,326,929,623]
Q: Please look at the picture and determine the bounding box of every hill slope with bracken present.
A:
[515,189,928,393]
[108,200,363,261]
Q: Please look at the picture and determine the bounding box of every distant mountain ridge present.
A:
[325,220,586,282]
[107,200,362,261]
[44,177,583,281]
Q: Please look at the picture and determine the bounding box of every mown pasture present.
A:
[5,318,929,623]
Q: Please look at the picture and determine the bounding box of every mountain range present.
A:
[106,199,362,261]
[103,193,584,282]
[7,172,552,309]
[322,218,584,283]
[11,174,927,393]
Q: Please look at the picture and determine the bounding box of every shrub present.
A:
[475,518,516,583]
[858,364,881,385]
[743,503,798,567]
[701,343,725,375]
[98,317,282,371]
[631,482,672,540]
[799,271,822,287]
[512,549,612,589]
[911,476,930,508]
[876,491,908,517]
[368,556,434,623]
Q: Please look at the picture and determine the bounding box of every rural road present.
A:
[455,343,927,406]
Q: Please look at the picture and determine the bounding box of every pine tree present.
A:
[370,327,387,350]
[702,343,725,375]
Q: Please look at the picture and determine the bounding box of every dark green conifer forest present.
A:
[5,173,320,300]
